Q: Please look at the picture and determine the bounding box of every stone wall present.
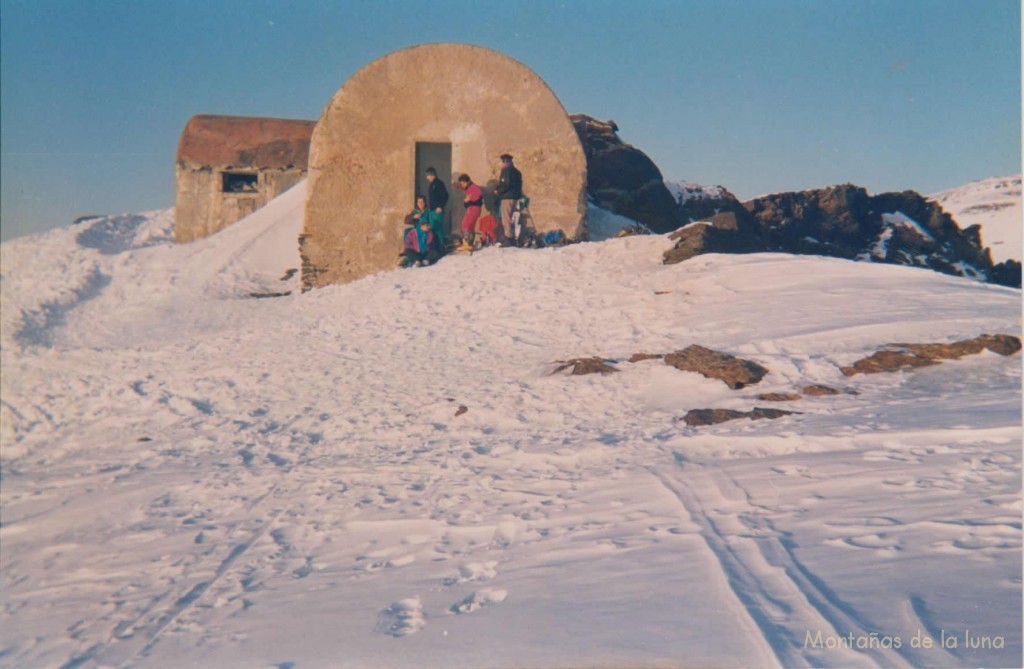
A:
[175,166,306,243]
[174,115,315,243]
[302,43,587,289]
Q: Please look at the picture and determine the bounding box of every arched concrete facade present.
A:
[301,43,587,289]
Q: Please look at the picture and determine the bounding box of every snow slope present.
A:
[586,202,647,241]
[1,188,1021,669]
[665,179,725,204]
[931,175,1022,263]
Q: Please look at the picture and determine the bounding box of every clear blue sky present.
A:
[1,0,1020,241]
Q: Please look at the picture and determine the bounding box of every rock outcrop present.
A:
[661,183,1018,287]
[663,345,769,389]
[667,181,751,228]
[626,346,769,389]
[570,115,679,233]
[682,407,798,427]
[756,393,803,402]
[662,211,765,265]
[570,115,1018,286]
[571,115,1016,286]
[556,334,1018,429]
[802,384,857,396]
[841,334,1022,376]
[989,259,1022,288]
[551,357,619,376]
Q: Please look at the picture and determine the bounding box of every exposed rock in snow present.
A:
[550,356,619,376]
[802,384,856,396]
[659,183,1018,287]
[663,345,769,390]
[841,334,1022,376]
[570,114,1017,287]
[756,392,803,402]
[682,406,799,426]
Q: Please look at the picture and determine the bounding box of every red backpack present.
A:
[476,214,498,244]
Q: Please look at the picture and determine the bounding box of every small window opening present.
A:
[222,172,259,193]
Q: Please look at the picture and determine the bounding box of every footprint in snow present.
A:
[826,532,901,553]
[825,516,899,528]
[450,588,508,614]
[381,597,425,637]
[770,464,813,477]
[443,561,498,586]
[862,449,922,464]
[366,554,416,572]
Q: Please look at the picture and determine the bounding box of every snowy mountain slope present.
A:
[1,181,305,353]
[0,190,1021,668]
[930,175,1022,263]
[665,179,725,204]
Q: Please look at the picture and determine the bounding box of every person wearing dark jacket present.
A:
[493,154,523,244]
[425,167,449,215]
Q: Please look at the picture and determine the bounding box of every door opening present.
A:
[415,142,453,243]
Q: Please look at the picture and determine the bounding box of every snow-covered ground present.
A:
[1,183,1021,668]
[931,175,1022,263]
[586,202,648,241]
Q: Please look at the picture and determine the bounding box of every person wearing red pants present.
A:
[456,174,483,251]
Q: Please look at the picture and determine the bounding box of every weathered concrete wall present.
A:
[175,165,306,242]
[174,115,315,243]
[302,43,587,288]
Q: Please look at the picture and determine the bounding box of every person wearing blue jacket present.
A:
[406,195,445,249]
[402,196,442,266]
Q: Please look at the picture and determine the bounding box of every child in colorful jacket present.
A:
[406,195,445,250]
[403,215,440,267]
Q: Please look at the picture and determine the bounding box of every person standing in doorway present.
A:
[425,167,449,216]
[456,174,483,252]
[494,153,523,245]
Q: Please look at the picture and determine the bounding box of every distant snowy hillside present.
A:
[1,186,1021,668]
[931,175,1022,263]
[665,179,725,204]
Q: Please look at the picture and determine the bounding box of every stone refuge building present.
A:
[300,43,588,289]
[175,115,316,243]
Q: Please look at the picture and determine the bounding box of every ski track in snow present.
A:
[0,185,1021,668]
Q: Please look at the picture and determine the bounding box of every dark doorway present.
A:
[415,142,453,242]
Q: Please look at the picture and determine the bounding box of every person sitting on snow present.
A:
[405,195,445,251]
[403,214,440,267]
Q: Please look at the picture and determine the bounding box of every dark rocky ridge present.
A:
[672,183,1020,288]
[571,114,1020,288]
[570,114,679,233]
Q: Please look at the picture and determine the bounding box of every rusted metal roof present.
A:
[177,115,316,169]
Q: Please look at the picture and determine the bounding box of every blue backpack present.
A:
[543,230,564,246]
